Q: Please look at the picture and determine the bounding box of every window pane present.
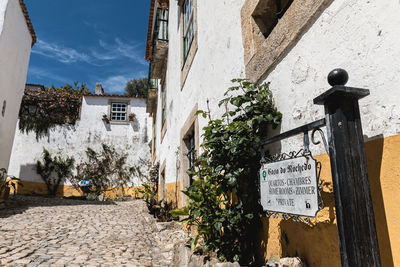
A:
[110,102,128,121]
[183,0,193,35]
[183,0,194,60]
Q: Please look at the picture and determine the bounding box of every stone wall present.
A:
[255,1,400,265]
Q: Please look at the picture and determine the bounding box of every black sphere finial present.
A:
[328,68,348,86]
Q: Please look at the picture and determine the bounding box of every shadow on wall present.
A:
[365,134,394,267]
[17,164,71,197]
[19,163,40,183]
[278,154,341,267]
[259,134,395,267]
[131,119,140,132]
[18,163,52,196]
[103,120,111,131]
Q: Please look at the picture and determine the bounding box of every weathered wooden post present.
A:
[314,69,381,267]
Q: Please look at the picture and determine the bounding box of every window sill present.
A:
[109,121,130,125]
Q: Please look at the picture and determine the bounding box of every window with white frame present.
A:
[182,0,194,61]
[110,102,127,121]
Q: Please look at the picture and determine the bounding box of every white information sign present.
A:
[260,155,319,217]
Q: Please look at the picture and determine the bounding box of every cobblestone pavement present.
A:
[0,196,188,267]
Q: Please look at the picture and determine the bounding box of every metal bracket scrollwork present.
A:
[311,128,329,154]
[264,149,305,163]
[260,147,266,165]
[303,131,310,154]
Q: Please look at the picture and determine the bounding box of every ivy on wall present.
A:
[18,83,87,139]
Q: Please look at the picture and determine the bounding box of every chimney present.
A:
[94,83,104,95]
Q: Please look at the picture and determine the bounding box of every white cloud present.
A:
[32,39,93,64]
[32,38,147,68]
[101,75,131,93]
[28,66,68,83]
[100,69,148,93]
[93,38,147,65]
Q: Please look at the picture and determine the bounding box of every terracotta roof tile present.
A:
[145,0,156,61]
[84,93,146,99]
[19,0,36,46]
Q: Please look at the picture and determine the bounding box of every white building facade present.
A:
[146,0,400,265]
[8,90,151,197]
[0,0,36,169]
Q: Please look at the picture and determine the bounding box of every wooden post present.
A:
[314,69,381,267]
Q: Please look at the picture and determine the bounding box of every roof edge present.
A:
[83,93,147,99]
[145,0,156,61]
[19,0,36,46]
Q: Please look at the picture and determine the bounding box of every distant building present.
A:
[8,83,151,197]
[145,0,400,265]
[0,0,36,169]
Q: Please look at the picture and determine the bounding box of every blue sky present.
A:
[25,0,150,94]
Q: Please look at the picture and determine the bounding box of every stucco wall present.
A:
[0,0,32,169]
[152,0,400,265]
[260,0,400,155]
[256,1,400,265]
[8,96,152,190]
[154,0,246,186]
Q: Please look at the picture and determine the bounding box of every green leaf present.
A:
[174,78,281,264]
[170,207,189,217]
[245,213,254,219]
[191,235,200,251]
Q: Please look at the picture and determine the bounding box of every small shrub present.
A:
[70,144,146,198]
[137,163,177,222]
[86,193,98,201]
[36,149,75,196]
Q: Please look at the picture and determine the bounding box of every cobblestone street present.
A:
[0,196,187,267]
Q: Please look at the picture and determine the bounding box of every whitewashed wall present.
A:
[8,96,152,186]
[155,0,400,186]
[259,0,400,155]
[154,0,246,185]
[0,0,8,32]
[0,0,32,169]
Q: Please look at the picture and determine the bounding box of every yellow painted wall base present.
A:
[168,134,399,266]
[164,181,181,207]
[10,180,144,200]
[260,134,400,266]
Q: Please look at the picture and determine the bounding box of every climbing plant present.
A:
[70,144,137,197]
[19,82,88,139]
[172,79,282,265]
[36,149,75,196]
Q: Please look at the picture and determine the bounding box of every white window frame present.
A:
[107,99,130,124]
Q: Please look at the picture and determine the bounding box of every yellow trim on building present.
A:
[165,181,181,207]
[9,134,399,265]
[10,180,145,200]
[259,134,400,266]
